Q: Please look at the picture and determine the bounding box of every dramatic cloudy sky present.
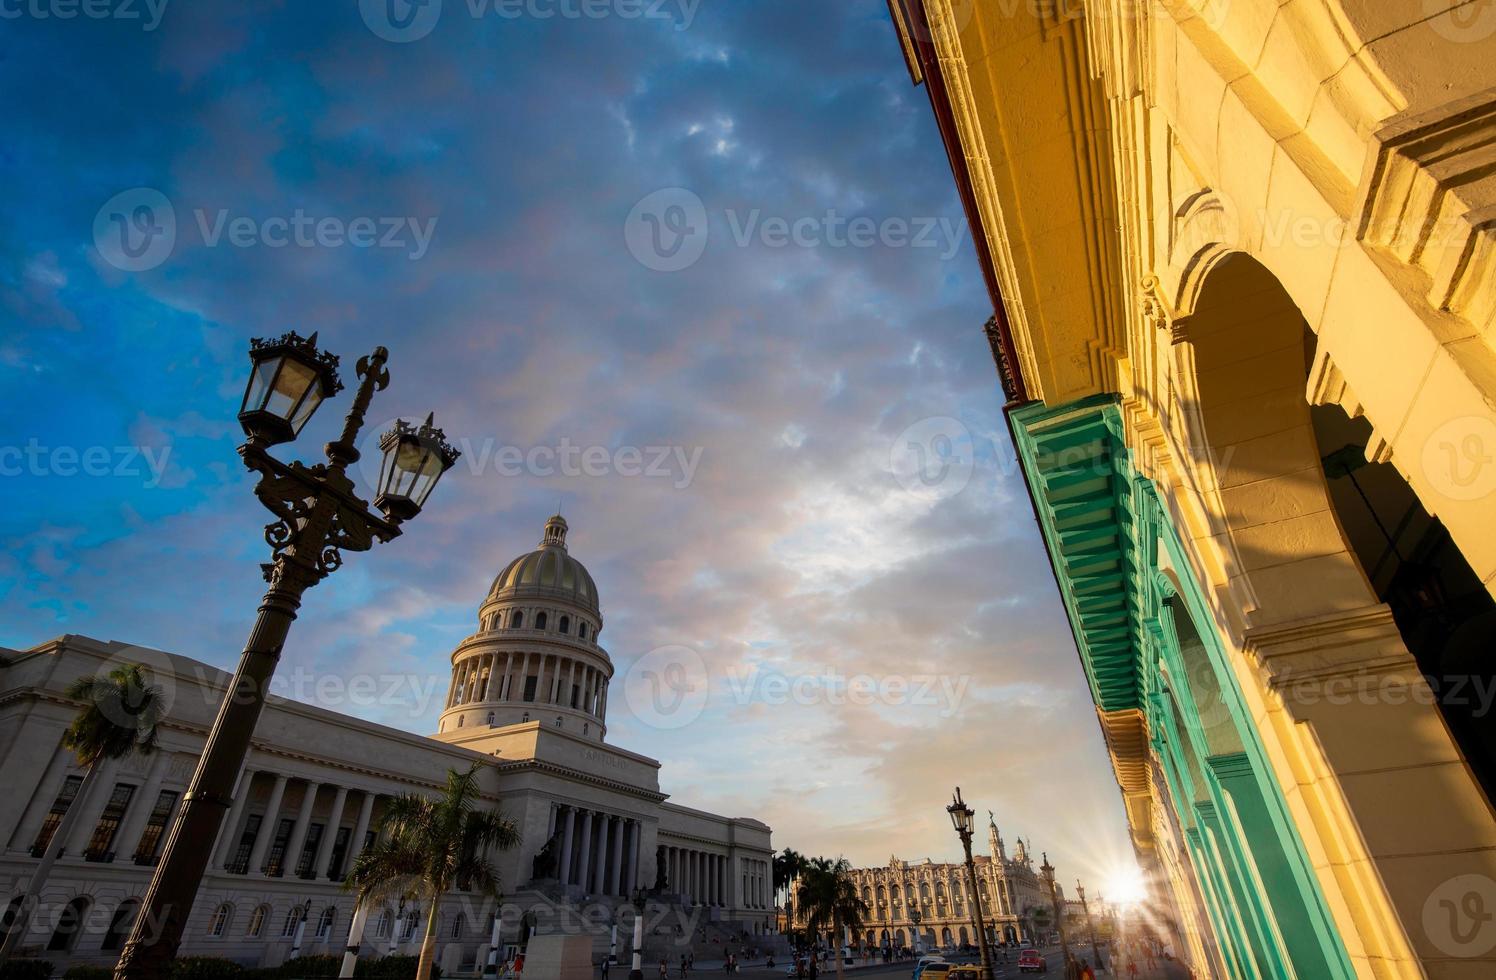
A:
[0,0,1139,890]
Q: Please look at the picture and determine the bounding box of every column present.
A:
[566,661,578,709]
[717,855,725,906]
[561,806,577,884]
[518,653,533,702]
[65,755,123,856]
[246,773,289,873]
[551,657,566,703]
[608,816,624,895]
[487,655,505,700]
[215,768,257,869]
[502,652,518,700]
[314,785,349,879]
[535,655,550,704]
[577,810,595,891]
[709,853,718,907]
[9,749,69,851]
[599,680,608,722]
[116,750,173,863]
[345,791,377,873]
[627,821,641,892]
[281,780,321,877]
[592,815,609,893]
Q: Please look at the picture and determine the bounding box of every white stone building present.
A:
[0,516,774,972]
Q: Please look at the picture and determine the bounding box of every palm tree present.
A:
[773,848,807,923]
[0,663,163,963]
[794,857,868,980]
[345,764,520,980]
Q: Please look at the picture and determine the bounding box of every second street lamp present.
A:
[946,788,995,980]
[114,336,459,980]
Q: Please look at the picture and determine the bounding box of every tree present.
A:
[794,857,868,980]
[345,764,520,980]
[0,664,163,963]
[773,848,807,923]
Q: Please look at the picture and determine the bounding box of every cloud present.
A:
[0,0,1131,886]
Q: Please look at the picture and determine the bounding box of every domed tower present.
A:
[438,515,613,741]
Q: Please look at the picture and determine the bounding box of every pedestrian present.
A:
[1126,960,1138,978]
[681,953,689,979]
[601,956,611,980]
[660,959,668,980]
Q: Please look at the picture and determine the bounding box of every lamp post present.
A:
[114,334,459,980]
[1039,855,1072,979]
[945,789,995,980]
[1076,881,1103,972]
[909,906,922,954]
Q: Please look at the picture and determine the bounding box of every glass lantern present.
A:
[375,413,460,522]
[238,331,343,447]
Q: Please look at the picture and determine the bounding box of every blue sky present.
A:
[0,0,1138,889]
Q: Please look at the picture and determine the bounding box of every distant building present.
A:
[792,817,1057,948]
[0,516,775,972]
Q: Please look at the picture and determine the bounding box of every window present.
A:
[85,782,137,860]
[32,775,83,854]
[132,789,179,865]
[535,612,548,630]
[101,900,139,952]
[578,623,587,640]
[228,814,262,874]
[374,909,394,939]
[282,904,307,938]
[209,903,233,938]
[523,675,538,702]
[510,611,524,628]
[449,915,463,939]
[487,712,494,725]
[400,913,418,941]
[558,615,570,634]
[315,906,336,939]
[327,826,353,881]
[264,817,295,877]
[295,823,324,879]
[247,905,269,938]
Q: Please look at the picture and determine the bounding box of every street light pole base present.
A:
[629,971,644,980]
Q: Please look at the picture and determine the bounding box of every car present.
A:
[1017,949,1047,974]
[947,966,983,980]
[913,958,951,980]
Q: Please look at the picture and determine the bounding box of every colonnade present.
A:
[215,770,382,882]
[447,651,606,718]
[661,845,730,907]
[549,804,641,897]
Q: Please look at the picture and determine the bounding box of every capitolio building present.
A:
[0,516,775,971]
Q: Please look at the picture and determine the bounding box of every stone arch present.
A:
[47,895,90,952]
[1172,252,1373,629]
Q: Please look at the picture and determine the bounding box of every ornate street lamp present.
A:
[946,789,995,980]
[114,335,459,980]
[1076,881,1103,973]
[1040,854,1073,979]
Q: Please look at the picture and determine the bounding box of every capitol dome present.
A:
[487,514,600,613]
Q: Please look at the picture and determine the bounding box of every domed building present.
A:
[438,515,612,739]
[0,515,777,973]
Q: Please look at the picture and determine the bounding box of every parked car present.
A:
[948,965,984,980]
[1018,948,1047,973]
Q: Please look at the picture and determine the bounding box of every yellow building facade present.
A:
[886,2,1496,977]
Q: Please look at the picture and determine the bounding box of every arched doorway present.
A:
[48,896,90,953]
[101,899,139,951]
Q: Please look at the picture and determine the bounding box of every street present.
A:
[673,948,1193,980]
